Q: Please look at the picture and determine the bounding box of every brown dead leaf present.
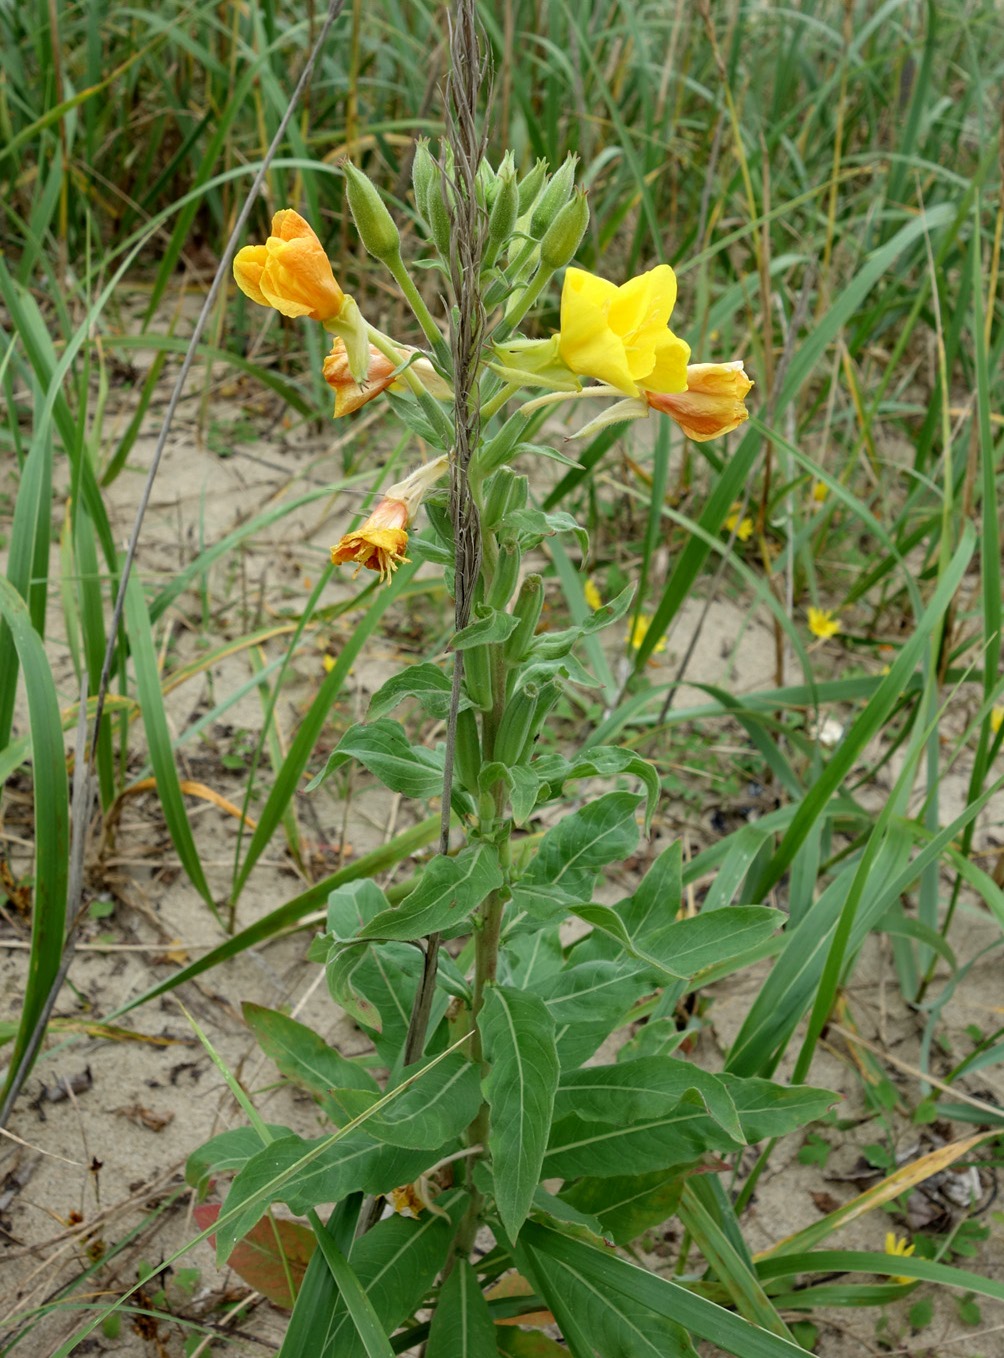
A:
[114,1105,175,1133]
[486,1271,555,1328]
[811,1191,841,1214]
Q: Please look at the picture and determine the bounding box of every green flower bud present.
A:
[483,161,519,270]
[454,707,482,793]
[486,536,521,612]
[427,177,454,262]
[478,410,532,476]
[476,157,498,209]
[343,161,400,263]
[540,190,590,271]
[483,467,529,530]
[530,154,577,239]
[493,681,539,767]
[504,573,544,663]
[519,677,560,763]
[412,138,436,223]
[517,157,549,216]
[462,636,493,712]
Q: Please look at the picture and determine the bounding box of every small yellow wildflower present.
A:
[630,615,667,655]
[808,607,841,640]
[991,706,1003,735]
[322,655,336,674]
[884,1232,915,1285]
[583,577,603,611]
[330,457,448,585]
[233,209,344,322]
[724,505,754,542]
[812,480,828,504]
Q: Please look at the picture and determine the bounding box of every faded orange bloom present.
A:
[323,340,453,418]
[324,342,399,417]
[233,209,344,322]
[330,457,448,585]
[646,361,753,442]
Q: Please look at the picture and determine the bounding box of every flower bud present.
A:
[518,678,560,763]
[504,574,544,663]
[493,681,539,767]
[517,158,548,216]
[343,161,401,264]
[427,178,454,261]
[483,467,529,530]
[453,707,482,793]
[462,629,494,712]
[486,536,521,612]
[484,160,519,269]
[476,157,498,208]
[540,190,589,271]
[412,138,436,223]
[530,154,577,239]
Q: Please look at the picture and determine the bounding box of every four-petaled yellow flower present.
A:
[330,457,448,585]
[724,504,754,542]
[630,614,667,655]
[558,265,691,398]
[583,577,602,611]
[647,361,753,442]
[808,607,841,640]
[234,209,344,322]
[812,480,828,504]
[884,1232,915,1285]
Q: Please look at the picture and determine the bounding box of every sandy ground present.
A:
[2,355,1004,1355]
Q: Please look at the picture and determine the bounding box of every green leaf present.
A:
[538,959,648,1067]
[561,1171,684,1245]
[326,879,393,940]
[524,792,642,900]
[218,1133,445,1264]
[534,746,660,830]
[554,1059,744,1143]
[328,1053,482,1150]
[360,844,503,941]
[368,663,471,722]
[451,604,521,649]
[308,720,444,799]
[242,1004,379,1116]
[185,1125,295,1198]
[325,940,424,1052]
[481,985,560,1241]
[426,1259,497,1357]
[631,907,783,980]
[520,1221,810,1358]
[506,506,588,554]
[517,1224,697,1358]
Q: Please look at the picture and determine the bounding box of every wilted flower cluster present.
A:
[233,154,753,583]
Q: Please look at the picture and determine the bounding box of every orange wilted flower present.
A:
[323,340,452,418]
[646,362,753,442]
[233,209,344,322]
[330,457,448,584]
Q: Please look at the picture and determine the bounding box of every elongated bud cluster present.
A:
[540,190,590,271]
[343,161,401,264]
[530,154,577,239]
[484,156,519,271]
[504,574,544,663]
[493,681,539,767]
[517,158,548,216]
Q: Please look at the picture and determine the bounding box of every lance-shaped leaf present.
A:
[481,985,560,1241]
[243,1003,379,1118]
[218,1132,444,1264]
[561,1170,685,1246]
[329,1052,482,1149]
[186,1124,294,1199]
[359,843,503,941]
[534,745,660,829]
[452,604,521,649]
[426,1259,497,1357]
[523,791,642,900]
[368,663,473,722]
[554,1059,743,1143]
[308,719,444,798]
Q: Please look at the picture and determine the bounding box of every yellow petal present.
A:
[644,330,691,395]
[609,264,679,382]
[558,267,637,395]
[233,245,270,306]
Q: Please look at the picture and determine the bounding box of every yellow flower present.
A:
[330,457,448,585]
[558,265,691,398]
[647,362,753,442]
[812,480,828,503]
[233,209,344,322]
[630,614,667,655]
[323,340,452,418]
[583,577,602,610]
[808,607,841,640]
[322,654,336,673]
[991,706,1003,735]
[884,1232,915,1285]
[724,504,754,542]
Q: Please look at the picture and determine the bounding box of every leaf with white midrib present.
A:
[426,1258,497,1357]
[481,985,559,1241]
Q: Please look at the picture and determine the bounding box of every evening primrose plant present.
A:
[186,150,839,1356]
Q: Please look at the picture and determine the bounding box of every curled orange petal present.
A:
[646,361,753,441]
